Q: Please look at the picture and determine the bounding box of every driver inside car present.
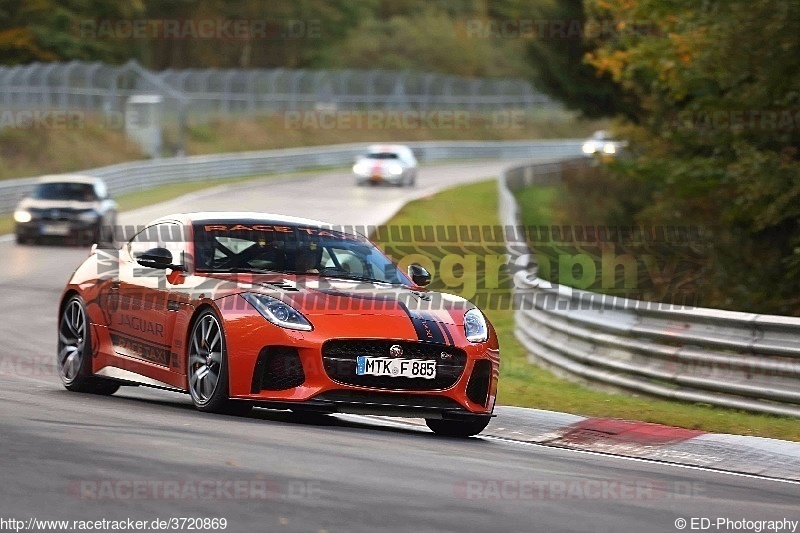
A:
[294,244,321,274]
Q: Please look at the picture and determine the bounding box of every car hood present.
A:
[207,273,472,325]
[17,198,99,210]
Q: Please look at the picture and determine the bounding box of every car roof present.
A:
[165,211,335,228]
[367,144,411,153]
[37,174,102,185]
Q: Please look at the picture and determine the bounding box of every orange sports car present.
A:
[58,213,499,436]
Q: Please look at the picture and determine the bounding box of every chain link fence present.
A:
[0,60,551,118]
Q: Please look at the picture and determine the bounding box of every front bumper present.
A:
[16,220,99,242]
[354,170,405,185]
[219,306,499,418]
[249,391,493,421]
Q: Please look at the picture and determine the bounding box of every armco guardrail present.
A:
[500,158,800,418]
[0,140,583,216]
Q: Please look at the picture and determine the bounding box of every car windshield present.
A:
[364,152,399,159]
[32,182,96,201]
[194,222,410,285]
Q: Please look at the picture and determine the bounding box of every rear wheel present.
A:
[58,296,120,395]
[187,310,252,416]
[425,416,491,437]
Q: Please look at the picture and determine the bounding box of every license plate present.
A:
[370,174,381,181]
[356,356,436,379]
[40,224,70,236]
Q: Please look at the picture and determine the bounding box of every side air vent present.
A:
[466,360,492,407]
[251,347,305,392]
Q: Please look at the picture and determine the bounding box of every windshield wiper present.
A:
[318,273,402,285]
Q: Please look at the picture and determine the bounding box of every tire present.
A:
[187,309,253,416]
[425,416,491,437]
[58,295,120,395]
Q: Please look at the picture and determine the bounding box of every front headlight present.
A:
[13,210,32,223]
[353,162,368,175]
[603,143,616,154]
[388,163,403,175]
[242,293,313,331]
[582,142,596,154]
[464,308,488,343]
[77,210,100,223]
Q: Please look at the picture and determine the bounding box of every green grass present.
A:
[0,216,12,236]
[0,112,608,182]
[114,175,263,212]
[514,183,568,226]
[379,179,800,441]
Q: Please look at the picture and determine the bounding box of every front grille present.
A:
[30,208,80,222]
[466,360,492,407]
[322,339,467,391]
[252,347,305,392]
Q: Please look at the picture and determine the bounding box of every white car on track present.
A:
[353,144,418,187]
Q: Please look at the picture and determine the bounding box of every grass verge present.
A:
[115,175,272,212]
[1,111,607,182]
[379,179,800,441]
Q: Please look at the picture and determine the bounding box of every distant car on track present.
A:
[58,212,499,437]
[14,175,117,245]
[353,144,418,187]
[581,130,625,157]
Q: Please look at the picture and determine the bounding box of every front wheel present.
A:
[425,416,491,437]
[187,309,252,416]
[58,296,119,395]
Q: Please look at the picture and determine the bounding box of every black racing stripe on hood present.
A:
[421,310,455,345]
[397,301,447,345]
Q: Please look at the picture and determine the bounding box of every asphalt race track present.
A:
[0,162,798,532]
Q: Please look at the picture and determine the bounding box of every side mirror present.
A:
[137,247,181,270]
[408,263,431,287]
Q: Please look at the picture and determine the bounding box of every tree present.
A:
[328,7,531,77]
[525,0,633,117]
[0,0,145,64]
[578,0,800,314]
